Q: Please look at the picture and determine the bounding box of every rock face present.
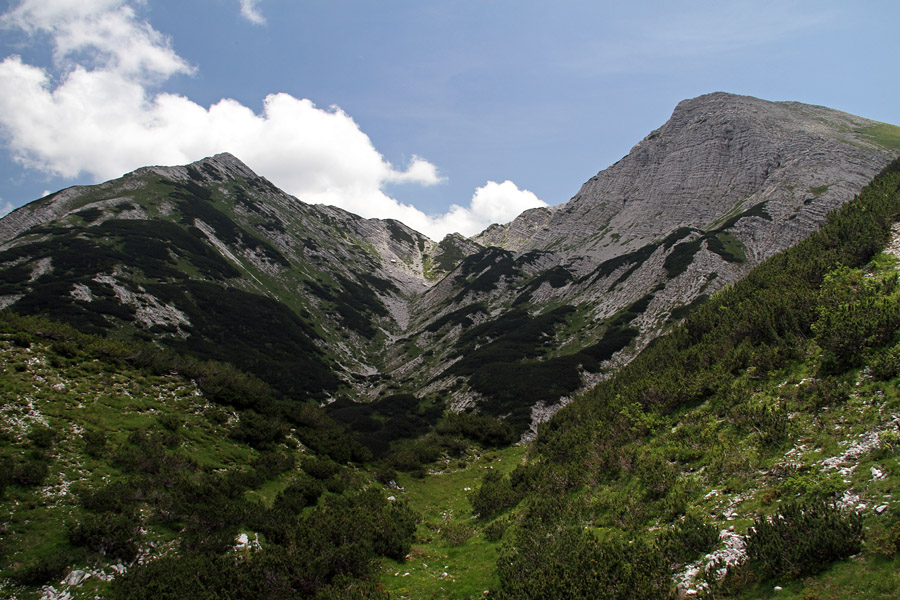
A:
[476,93,892,264]
[1,93,897,429]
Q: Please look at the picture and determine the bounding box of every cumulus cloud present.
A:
[419,181,547,239]
[0,199,13,218]
[238,0,266,25]
[0,0,539,239]
[1,0,193,80]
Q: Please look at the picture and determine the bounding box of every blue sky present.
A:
[1,1,899,239]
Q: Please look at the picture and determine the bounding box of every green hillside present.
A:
[457,158,900,598]
[3,158,900,597]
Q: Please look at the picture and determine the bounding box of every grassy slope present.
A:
[0,319,336,599]
[380,445,526,599]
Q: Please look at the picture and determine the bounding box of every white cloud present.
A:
[413,180,546,239]
[0,0,536,240]
[0,199,13,218]
[238,0,265,25]
[1,0,192,80]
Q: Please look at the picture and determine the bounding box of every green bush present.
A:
[69,513,140,562]
[274,475,323,513]
[12,450,50,487]
[82,428,107,458]
[439,520,474,546]
[659,511,719,565]
[27,424,56,449]
[746,501,863,579]
[435,412,517,447]
[812,267,900,372]
[483,517,510,542]
[496,527,672,599]
[11,553,69,586]
[470,471,521,520]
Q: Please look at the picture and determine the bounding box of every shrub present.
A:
[439,520,474,546]
[11,553,69,586]
[496,528,672,600]
[470,471,521,520]
[27,424,56,449]
[746,501,863,579]
[69,513,140,562]
[483,517,510,542]
[659,511,719,565]
[82,429,107,458]
[12,451,50,487]
[274,475,324,513]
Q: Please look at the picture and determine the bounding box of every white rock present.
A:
[63,570,88,586]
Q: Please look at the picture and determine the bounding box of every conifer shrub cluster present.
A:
[745,501,863,579]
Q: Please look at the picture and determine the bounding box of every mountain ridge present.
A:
[1,92,898,432]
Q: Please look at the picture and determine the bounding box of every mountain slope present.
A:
[0,93,898,433]
[0,153,448,403]
[388,157,900,600]
[387,93,900,427]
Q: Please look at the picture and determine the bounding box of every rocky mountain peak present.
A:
[1,93,897,431]
[475,92,897,266]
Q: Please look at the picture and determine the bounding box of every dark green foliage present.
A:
[386,220,415,246]
[635,450,678,500]
[452,247,519,299]
[26,424,56,449]
[483,516,510,542]
[157,413,183,432]
[664,238,704,278]
[152,280,339,399]
[870,341,900,380]
[513,266,574,305]
[424,302,487,333]
[746,501,863,579]
[713,201,772,231]
[667,294,709,323]
[273,474,324,513]
[302,272,390,339]
[302,455,342,480]
[658,512,719,565]
[0,263,31,285]
[12,450,51,487]
[442,303,640,428]
[431,235,471,273]
[496,518,672,599]
[230,410,286,449]
[74,207,103,222]
[10,554,70,587]
[327,394,445,457]
[113,490,414,599]
[577,325,639,371]
[812,266,900,372]
[470,471,522,519]
[580,240,661,286]
[69,513,140,562]
[435,412,517,447]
